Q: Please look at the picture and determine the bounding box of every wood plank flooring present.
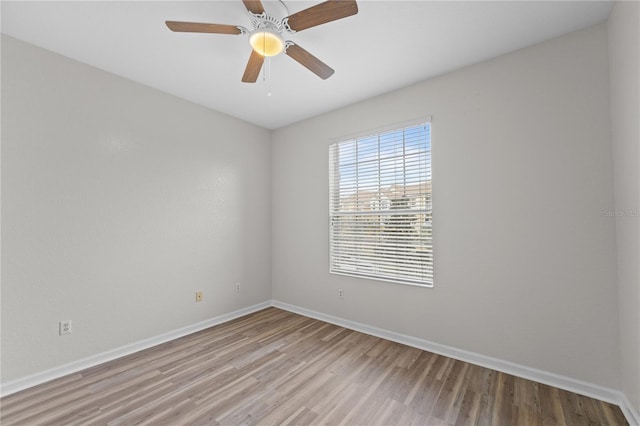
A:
[0,307,628,425]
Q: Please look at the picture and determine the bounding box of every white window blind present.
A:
[329,121,433,287]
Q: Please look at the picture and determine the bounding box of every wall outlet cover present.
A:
[59,320,72,335]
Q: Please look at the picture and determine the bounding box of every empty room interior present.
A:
[1,0,639,425]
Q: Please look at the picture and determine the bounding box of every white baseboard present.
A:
[271,300,639,426]
[620,393,640,426]
[0,301,271,397]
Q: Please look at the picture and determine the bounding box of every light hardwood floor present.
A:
[0,307,628,425]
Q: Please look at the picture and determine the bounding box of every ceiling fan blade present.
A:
[165,21,242,35]
[242,0,265,15]
[285,0,358,32]
[285,43,335,80]
[242,50,265,83]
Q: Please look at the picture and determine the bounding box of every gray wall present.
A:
[608,1,640,415]
[272,24,621,389]
[1,35,272,382]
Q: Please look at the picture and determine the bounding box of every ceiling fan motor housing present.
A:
[247,14,287,57]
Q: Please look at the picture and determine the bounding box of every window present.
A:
[329,121,433,287]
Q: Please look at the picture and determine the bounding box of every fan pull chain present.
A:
[261,32,272,96]
[267,56,272,97]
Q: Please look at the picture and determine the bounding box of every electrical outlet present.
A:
[195,291,203,302]
[338,288,344,299]
[235,283,240,292]
[59,320,72,335]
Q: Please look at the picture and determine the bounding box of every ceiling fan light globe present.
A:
[249,30,284,57]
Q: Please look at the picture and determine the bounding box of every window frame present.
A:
[328,117,434,288]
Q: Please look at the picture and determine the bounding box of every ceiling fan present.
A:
[165,0,358,83]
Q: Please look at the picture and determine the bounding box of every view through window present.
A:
[329,121,433,286]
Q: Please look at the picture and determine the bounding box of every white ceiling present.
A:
[1,1,613,129]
